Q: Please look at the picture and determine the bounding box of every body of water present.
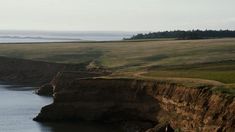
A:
[0,84,121,132]
[0,30,135,43]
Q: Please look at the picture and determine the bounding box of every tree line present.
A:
[126,30,235,40]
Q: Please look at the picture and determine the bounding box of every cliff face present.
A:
[36,71,110,96]
[34,78,235,132]
[51,71,108,93]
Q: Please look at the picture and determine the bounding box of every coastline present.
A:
[0,38,234,132]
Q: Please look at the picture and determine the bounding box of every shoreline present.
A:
[1,37,235,45]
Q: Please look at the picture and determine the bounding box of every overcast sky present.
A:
[0,0,234,31]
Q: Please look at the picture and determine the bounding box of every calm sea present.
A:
[0,31,135,43]
[0,84,121,132]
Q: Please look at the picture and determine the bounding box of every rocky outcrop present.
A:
[34,78,235,132]
[36,83,54,96]
[51,71,109,93]
[36,71,109,96]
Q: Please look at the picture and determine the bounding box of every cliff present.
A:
[34,77,235,132]
[36,71,109,96]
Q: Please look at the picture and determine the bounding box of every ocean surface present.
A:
[0,84,121,132]
[0,30,135,43]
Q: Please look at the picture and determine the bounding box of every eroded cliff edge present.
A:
[34,76,235,132]
[36,71,108,95]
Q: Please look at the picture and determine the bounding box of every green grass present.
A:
[144,70,235,84]
[93,77,235,96]
[143,60,235,84]
[0,38,234,84]
[0,38,234,67]
[212,84,235,97]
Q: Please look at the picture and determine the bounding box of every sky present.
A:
[0,0,235,31]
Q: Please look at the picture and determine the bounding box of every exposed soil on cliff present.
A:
[34,76,235,132]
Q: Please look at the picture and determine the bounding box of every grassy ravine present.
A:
[0,38,234,93]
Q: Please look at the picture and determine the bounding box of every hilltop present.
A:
[0,38,234,83]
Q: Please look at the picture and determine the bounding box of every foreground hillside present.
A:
[0,38,234,83]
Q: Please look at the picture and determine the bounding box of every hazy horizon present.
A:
[0,0,235,31]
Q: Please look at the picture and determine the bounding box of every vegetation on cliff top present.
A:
[212,84,235,97]
[77,77,235,96]
[0,38,234,84]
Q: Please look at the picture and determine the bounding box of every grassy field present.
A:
[0,38,234,84]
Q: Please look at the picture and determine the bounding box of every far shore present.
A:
[1,37,235,45]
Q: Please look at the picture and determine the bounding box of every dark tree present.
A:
[126,30,235,40]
